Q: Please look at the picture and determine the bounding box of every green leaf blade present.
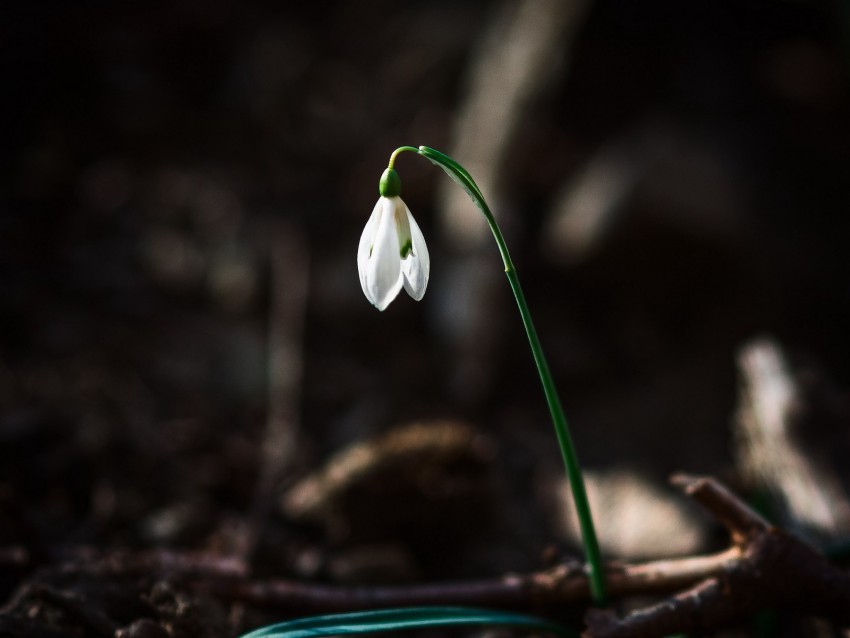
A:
[239,606,574,638]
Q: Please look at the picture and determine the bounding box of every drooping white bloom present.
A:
[358,169,429,311]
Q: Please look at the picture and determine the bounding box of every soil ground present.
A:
[3,1,850,636]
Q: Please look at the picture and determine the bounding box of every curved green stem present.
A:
[403,145,607,606]
[388,146,420,169]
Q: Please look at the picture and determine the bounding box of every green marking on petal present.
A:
[399,239,412,259]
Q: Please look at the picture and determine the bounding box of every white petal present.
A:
[358,198,383,299]
[363,198,403,310]
[392,197,413,258]
[401,203,430,301]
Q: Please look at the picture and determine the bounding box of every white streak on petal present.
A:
[391,196,412,257]
[401,203,430,301]
[358,199,383,299]
[364,197,403,310]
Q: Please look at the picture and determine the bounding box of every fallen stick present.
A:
[5,476,848,637]
[585,475,850,637]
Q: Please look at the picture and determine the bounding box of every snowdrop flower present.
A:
[358,168,430,310]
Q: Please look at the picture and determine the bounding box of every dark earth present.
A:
[3,1,850,635]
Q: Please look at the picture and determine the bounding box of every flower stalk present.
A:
[377,145,607,605]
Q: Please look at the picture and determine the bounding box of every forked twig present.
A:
[585,475,850,638]
[4,476,848,638]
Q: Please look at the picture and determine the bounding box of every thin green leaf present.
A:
[416,146,488,215]
[410,146,607,604]
[239,606,574,638]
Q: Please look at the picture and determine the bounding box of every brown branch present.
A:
[585,475,850,638]
[191,547,742,613]
[2,543,738,615]
[200,476,850,637]
[5,476,848,638]
[670,473,769,543]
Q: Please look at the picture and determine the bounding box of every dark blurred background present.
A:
[3,0,850,604]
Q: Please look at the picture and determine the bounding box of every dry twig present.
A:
[4,476,848,637]
[206,475,850,636]
[585,475,850,637]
